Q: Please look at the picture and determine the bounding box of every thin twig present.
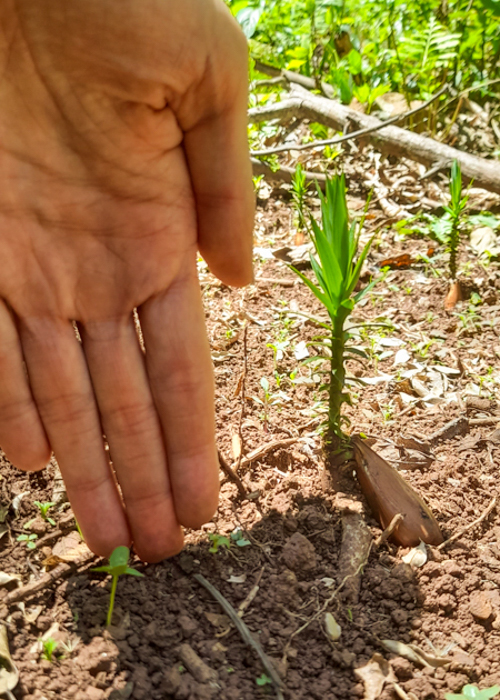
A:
[233,437,302,473]
[218,450,247,499]
[251,85,448,157]
[194,573,284,698]
[374,513,404,547]
[236,324,248,474]
[238,567,265,618]
[282,540,374,663]
[6,551,97,605]
[437,497,497,550]
[470,416,500,426]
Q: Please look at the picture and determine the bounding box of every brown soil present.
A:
[3,152,500,700]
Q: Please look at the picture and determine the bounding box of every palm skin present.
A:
[0,0,254,562]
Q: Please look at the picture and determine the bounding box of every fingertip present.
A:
[134,527,184,564]
[5,444,52,473]
[204,254,254,289]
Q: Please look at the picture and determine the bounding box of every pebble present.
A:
[470,590,493,620]
[281,532,317,573]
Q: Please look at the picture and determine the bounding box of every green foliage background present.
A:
[228,0,500,102]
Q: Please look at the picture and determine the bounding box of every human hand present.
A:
[0,0,254,561]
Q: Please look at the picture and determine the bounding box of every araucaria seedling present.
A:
[290,174,376,446]
[444,160,468,282]
[93,546,144,627]
[291,163,310,239]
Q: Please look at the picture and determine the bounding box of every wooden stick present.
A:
[437,497,497,550]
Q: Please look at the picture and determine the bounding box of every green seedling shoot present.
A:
[256,673,273,687]
[445,684,500,700]
[290,174,376,444]
[40,637,59,663]
[208,533,231,554]
[93,546,144,627]
[34,501,56,526]
[17,533,37,549]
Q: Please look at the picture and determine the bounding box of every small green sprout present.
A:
[34,501,56,526]
[291,163,310,234]
[445,685,500,700]
[256,673,273,687]
[208,534,231,554]
[40,637,59,663]
[17,533,38,549]
[93,546,144,627]
[230,530,251,547]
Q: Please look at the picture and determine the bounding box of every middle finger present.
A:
[81,316,183,563]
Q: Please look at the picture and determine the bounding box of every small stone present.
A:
[281,532,317,573]
[178,643,218,683]
[441,560,462,577]
[470,590,493,620]
[391,656,413,681]
[161,666,181,695]
[177,614,198,639]
[29,517,48,537]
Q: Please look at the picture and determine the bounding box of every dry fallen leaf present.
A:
[381,639,451,668]
[52,531,91,562]
[354,653,396,700]
[0,625,19,695]
[402,541,428,568]
[0,572,21,587]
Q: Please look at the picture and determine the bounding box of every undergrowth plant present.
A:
[40,637,59,663]
[290,174,376,444]
[291,163,310,235]
[93,546,144,627]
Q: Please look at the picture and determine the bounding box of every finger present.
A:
[181,16,254,287]
[80,317,183,563]
[139,266,219,529]
[0,301,51,471]
[18,317,130,557]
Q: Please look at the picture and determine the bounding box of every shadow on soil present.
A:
[58,494,426,700]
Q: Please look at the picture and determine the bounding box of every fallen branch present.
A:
[437,497,497,550]
[251,157,326,188]
[194,573,284,698]
[251,85,448,157]
[253,60,334,98]
[249,85,500,195]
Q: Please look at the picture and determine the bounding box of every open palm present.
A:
[0,0,254,561]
